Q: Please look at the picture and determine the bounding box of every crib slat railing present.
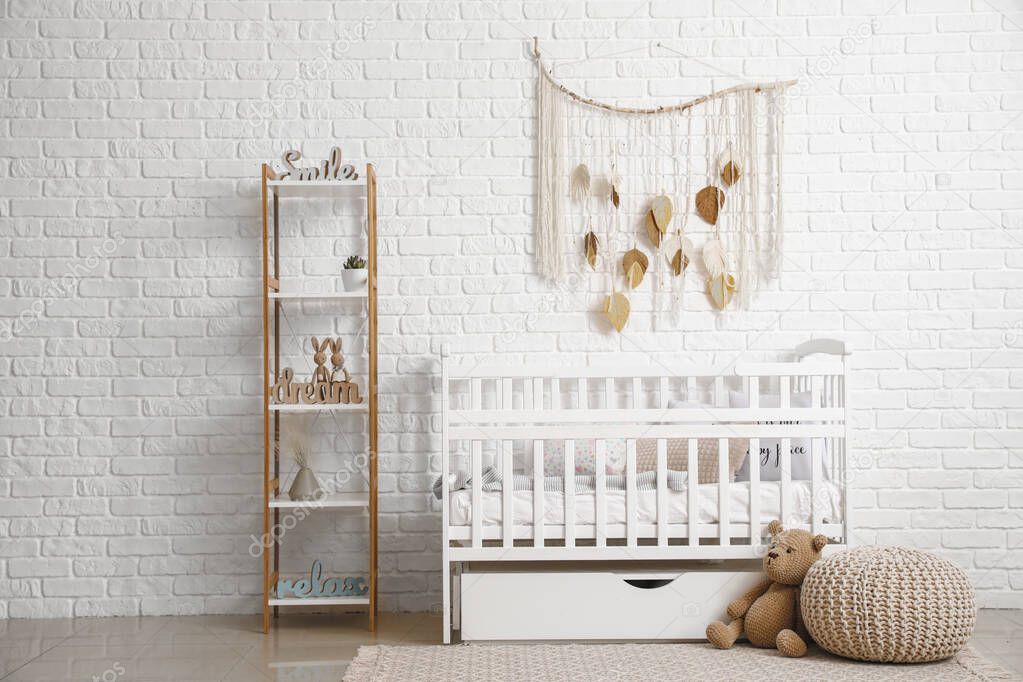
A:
[533,440,544,547]
[656,438,668,547]
[715,376,730,546]
[564,439,575,547]
[626,439,637,547]
[841,365,851,547]
[811,375,824,538]
[595,439,607,547]
[687,437,699,546]
[779,375,792,525]
[471,440,483,548]
[501,439,512,548]
[748,376,761,545]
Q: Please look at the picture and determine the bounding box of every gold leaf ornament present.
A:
[584,231,599,269]
[695,186,725,225]
[718,151,741,187]
[707,273,737,310]
[671,249,690,276]
[644,212,662,248]
[622,248,649,289]
[650,195,673,232]
[663,235,693,277]
[603,291,630,332]
[721,161,741,186]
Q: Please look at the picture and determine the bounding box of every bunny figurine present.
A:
[329,337,350,383]
[310,337,332,384]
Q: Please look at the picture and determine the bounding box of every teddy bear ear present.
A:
[767,520,784,536]
[812,535,828,552]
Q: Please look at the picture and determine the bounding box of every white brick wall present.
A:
[1,0,1022,618]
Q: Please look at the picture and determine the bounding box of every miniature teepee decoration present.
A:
[284,416,323,502]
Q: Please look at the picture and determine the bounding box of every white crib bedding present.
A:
[448,480,843,528]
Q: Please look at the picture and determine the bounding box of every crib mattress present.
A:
[448,480,842,528]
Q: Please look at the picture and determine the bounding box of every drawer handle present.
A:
[623,578,674,590]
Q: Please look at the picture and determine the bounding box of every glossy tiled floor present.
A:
[0,609,1020,681]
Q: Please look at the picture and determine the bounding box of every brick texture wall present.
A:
[1,0,1022,618]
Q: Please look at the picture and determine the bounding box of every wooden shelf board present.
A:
[269,290,367,300]
[268,596,370,607]
[269,492,369,509]
[269,403,368,413]
[268,179,366,198]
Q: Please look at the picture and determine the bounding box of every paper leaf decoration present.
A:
[702,239,727,279]
[671,249,690,276]
[650,195,673,232]
[644,212,662,248]
[584,231,599,269]
[603,291,630,332]
[707,273,737,310]
[622,248,648,289]
[721,161,741,187]
[695,186,725,225]
[662,235,679,262]
[570,164,591,203]
[611,184,620,209]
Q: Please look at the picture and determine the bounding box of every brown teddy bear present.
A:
[705,520,828,657]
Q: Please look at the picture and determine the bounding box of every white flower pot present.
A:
[341,269,368,292]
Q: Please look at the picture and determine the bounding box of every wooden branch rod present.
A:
[532,36,797,116]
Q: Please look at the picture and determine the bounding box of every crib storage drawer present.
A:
[459,570,762,641]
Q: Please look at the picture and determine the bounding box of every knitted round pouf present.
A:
[800,546,976,663]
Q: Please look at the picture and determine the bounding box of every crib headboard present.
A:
[440,341,851,562]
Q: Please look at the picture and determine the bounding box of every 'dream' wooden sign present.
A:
[271,336,363,406]
[278,146,359,181]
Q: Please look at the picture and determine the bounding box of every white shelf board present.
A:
[269,290,367,300]
[268,179,365,198]
[269,403,368,413]
[268,596,370,607]
[269,492,369,510]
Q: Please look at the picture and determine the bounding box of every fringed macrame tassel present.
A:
[536,69,565,281]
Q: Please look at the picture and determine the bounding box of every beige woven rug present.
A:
[342,644,1013,682]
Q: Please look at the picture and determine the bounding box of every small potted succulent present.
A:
[341,255,368,291]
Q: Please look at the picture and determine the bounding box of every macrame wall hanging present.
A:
[534,39,795,332]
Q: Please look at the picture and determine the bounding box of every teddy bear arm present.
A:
[793,587,807,638]
[726,578,773,620]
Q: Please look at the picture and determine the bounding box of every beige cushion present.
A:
[635,438,748,483]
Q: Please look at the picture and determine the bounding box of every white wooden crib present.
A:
[440,339,851,642]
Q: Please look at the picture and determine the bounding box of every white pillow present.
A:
[730,390,829,482]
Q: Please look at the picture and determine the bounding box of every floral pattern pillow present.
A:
[543,439,627,476]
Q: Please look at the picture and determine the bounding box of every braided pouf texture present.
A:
[801,546,976,663]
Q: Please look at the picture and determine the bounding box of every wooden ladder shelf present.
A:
[259,161,378,633]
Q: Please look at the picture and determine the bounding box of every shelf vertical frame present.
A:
[261,162,275,633]
[367,163,379,631]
